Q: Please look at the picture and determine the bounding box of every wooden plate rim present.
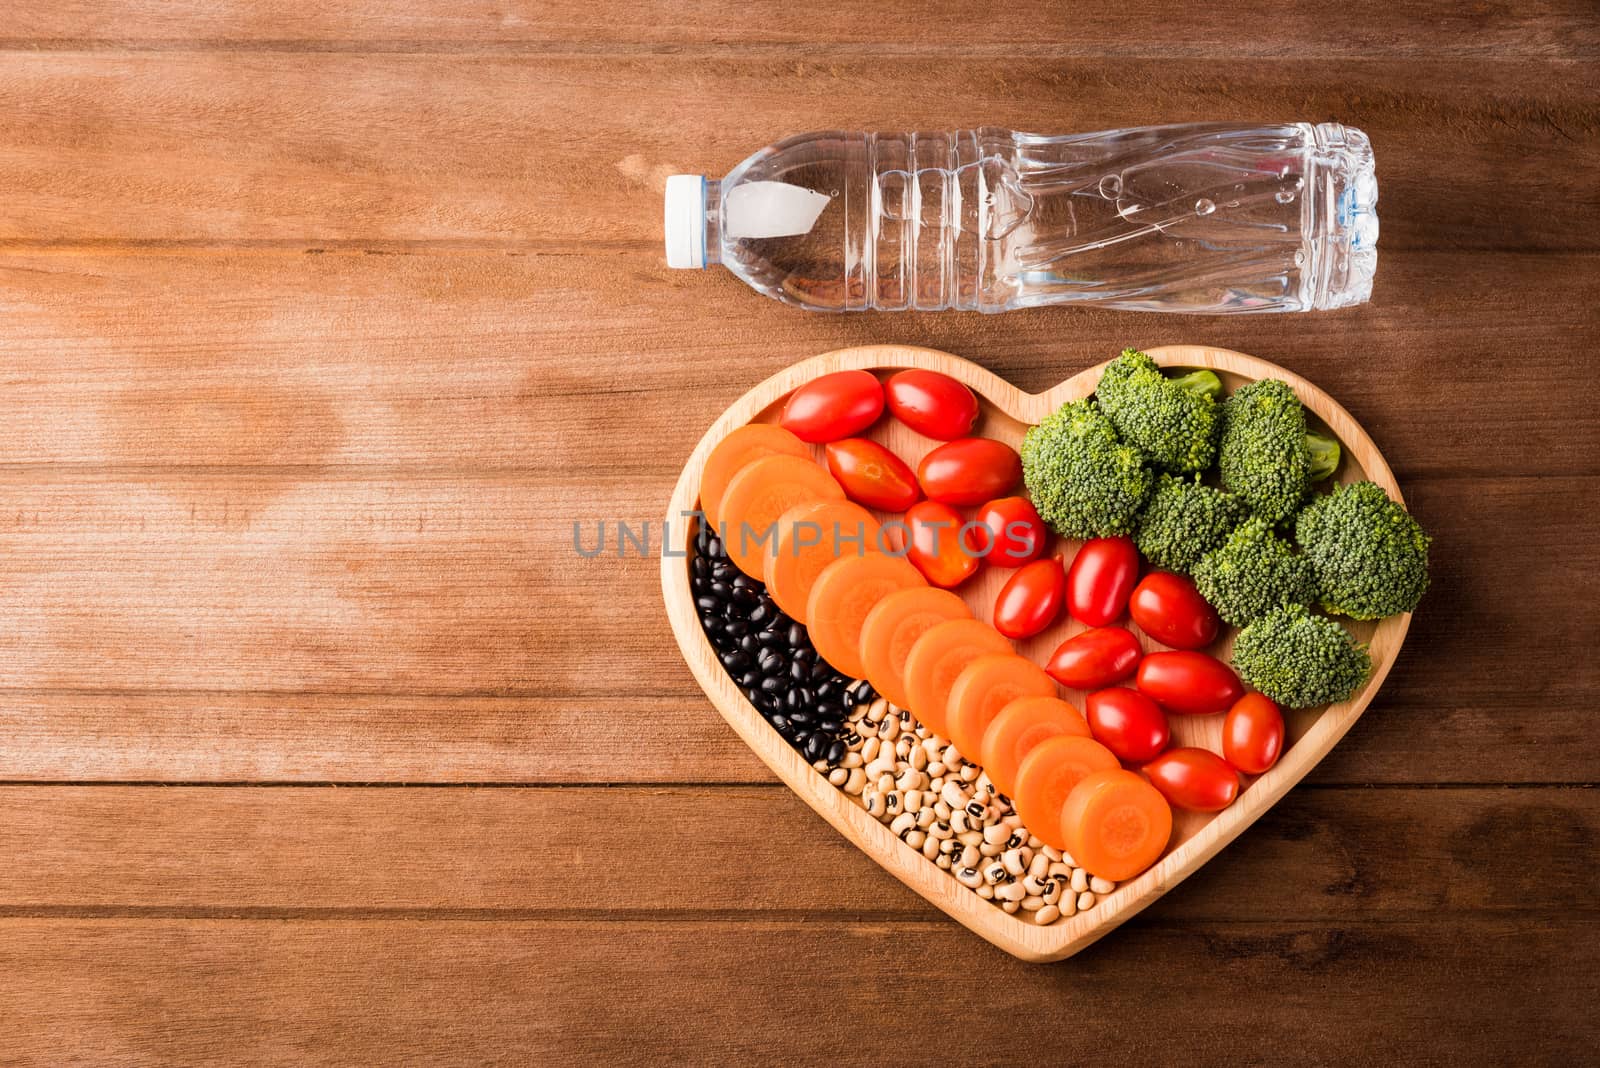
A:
[660,344,1412,962]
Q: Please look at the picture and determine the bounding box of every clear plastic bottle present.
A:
[663,123,1377,314]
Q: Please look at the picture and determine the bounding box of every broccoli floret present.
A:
[1095,349,1223,473]
[1022,399,1154,538]
[1134,474,1249,574]
[1295,480,1431,619]
[1192,516,1318,627]
[1218,379,1342,524]
[1231,605,1371,707]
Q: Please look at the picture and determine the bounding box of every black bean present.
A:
[788,660,810,683]
[786,623,807,648]
[738,634,759,655]
[722,619,749,640]
[706,536,722,558]
[809,660,833,682]
[791,647,814,664]
[802,733,827,761]
[787,710,814,728]
[767,713,788,733]
[758,627,786,648]
[695,595,719,613]
[758,651,784,675]
[743,686,763,706]
[759,676,785,694]
[708,581,731,600]
[826,740,846,764]
[812,679,835,700]
[718,650,750,672]
[748,603,771,625]
[691,555,708,577]
[818,718,841,734]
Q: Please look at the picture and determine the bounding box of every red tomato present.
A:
[1141,748,1240,812]
[884,369,979,441]
[824,439,920,512]
[779,370,884,443]
[993,557,1065,640]
[1135,651,1244,715]
[1066,536,1140,626]
[916,438,1022,506]
[1128,571,1221,650]
[1085,688,1170,763]
[902,499,979,588]
[1223,693,1285,774]
[1045,626,1143,690]
[964,496,1049,567]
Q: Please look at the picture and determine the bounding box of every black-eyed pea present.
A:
[949,810,970,834]
[840,752,864,769]
[1059,892,1077,917]
[978,842,1003,858]
[930,821,953,840]
[1070,868,1089,894]
[936,854,952,870]
[1027,835,1045,850]
[957,830,984,847]
[921,835,940,860]
[995,881,1026,903]
[1041,880,1063,906]
[843,768,867,795]
[916,808,936,830]
[959,844,980,869]
[1047,861,1072,879]
[983,824,1010,847]
[874,772,895,794]
[1028,854,1050,880]
[1034,904,1061,925]
[941,744,963,766]
[890,811,916,836]
[1090,876,1116,895]
[982,861,1008,885]
[1022,874,1049,896]
[905,829,927,850]
[1002,900,1020,914]
[861,737,881,762]
[904,789,924,814]
[827,768,848,786]
[926,761,947,778]
[1077,890,1096,911]
[955,867,983,889]
[910,746,928,772]
[866,698,888,722]
[959,764,980,783]
[1020,895,1044,911]
[879,717,900,742]
[1057,849,1078,868]
[933,800,953,820]
[976,884,994,900]
[1041,845,1063,862]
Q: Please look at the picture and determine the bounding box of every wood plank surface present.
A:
[0,917,1592,1065]
[5,1,1597,57]
[1,0,1596,1056]
[0,786,1592,919]
[0,56,1594,250]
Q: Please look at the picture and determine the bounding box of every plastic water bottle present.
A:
[664,123,1377,314]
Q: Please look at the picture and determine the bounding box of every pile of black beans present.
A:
[692,522,873,767]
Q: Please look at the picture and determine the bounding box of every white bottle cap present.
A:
[664,174,706,269]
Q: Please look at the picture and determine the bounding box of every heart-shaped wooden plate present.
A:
[661,344,1411,962]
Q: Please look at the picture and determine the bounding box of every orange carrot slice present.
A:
[979,696,1090,800]
[901,619,1012,739]
[700,424,810,530]
[805,552,925,680]
[1011,735,1120,850]
[718,454,844,579]
[1062,768,1173,881]
[945,654,1058,762]
[764,499,880,623]
[858,587,972,711]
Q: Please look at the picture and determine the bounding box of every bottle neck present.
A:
[702,180,723,266]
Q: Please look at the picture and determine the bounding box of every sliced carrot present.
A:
[718,454,845,579]
[805,552,925,680]
[945,654,1058,762]
[764,499,880,623]
[901,619,1012,739]
[1011,735,1120,850]
[1061,768,1173,881]
[979,695,1091,800]
[700,424,810,530]
[858,586,972,711]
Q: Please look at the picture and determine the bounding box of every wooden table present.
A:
[0,3,1595,1063]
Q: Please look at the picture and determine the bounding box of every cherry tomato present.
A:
[964,496,1049,567]
[993,557,1066,640]
[824,438,920,512]
[1085,687,1170,763]
[884,369,979,441]
[1128,571,1221,650]
[1223,693,1285,774]
[1045,626,1143,690]
[1066,536,1140,627]
[916,438,1022,506]
[1141,748,1240,812]
[1135,651,1244,715]
[902,499,979,588]
[779,370,884,443]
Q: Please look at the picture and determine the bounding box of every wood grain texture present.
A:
[0,56,1594,250]
[0,786,1592,919]
[0,917,1592,1065]
[5,1,1596,57]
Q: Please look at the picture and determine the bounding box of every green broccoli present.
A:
[1217,379,1342,524]
[1095,349,1223,473]
[1294,480,1431,619]
[1192,516,1318,627]
[1134,474,1249,574]
[1231,605,1372,708]
[1022,399,1154,538]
